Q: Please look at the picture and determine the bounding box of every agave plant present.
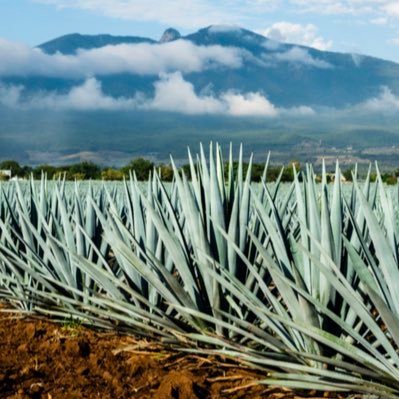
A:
[0,144,398,397]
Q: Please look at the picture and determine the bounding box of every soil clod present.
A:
[0,310,353,398]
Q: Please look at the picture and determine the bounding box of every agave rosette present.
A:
[0,144,398,396]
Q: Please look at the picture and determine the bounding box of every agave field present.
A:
[1,144,399,397]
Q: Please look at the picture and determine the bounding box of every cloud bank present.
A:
[35,0,399,26]
[0,78,139,110]
[357,86,399,113]
[0,38,246,78]
[2,74,398,118]
[34,0,280,28]
[0,73,314,117]
[290,0,399,18]
[0,35,335,81]
[263,47,332,69]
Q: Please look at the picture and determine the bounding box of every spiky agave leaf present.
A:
[0,146,399,397]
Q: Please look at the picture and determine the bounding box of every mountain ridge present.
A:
[5,24,399,109]
[38,25,399,66]
[1,25,399,165]
[39,32,156,54]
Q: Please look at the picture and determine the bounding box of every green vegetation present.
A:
[0,160,22,176]
[3,158,399,184]
[0,158,304,182]
[120,158,154,180]
[101,168,124,181]
[60,316,83,338]
[1,144,399,396]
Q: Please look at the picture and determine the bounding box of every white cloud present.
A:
[36,0,399,25]
[145,72,279,116]
[290,0,399,19]
[0,73,314,117]
[0,38,246,78]
[262,39,282,51]
[265,47,333,68]
[281,105,315,116]
[261,22,333,51]
[370,17,388,25]
[351,53,365,67]
[146,72,224,114]
[34,0,279,28]
[390,37,399,45]
[221,91,278,116]
[0,78,139,110]
[357,86,399,113]
[383,2,399,17]
[50,78,139,109]
[0,83,23,108]
[290,0,360,15]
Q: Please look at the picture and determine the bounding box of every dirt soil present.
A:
[0,310,349,399]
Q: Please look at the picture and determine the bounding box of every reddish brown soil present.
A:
[0,310,347,399]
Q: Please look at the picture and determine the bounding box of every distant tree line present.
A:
[0,159,398,184]
[0,159,302,182]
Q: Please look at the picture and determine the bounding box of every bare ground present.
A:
[0,309,357,399]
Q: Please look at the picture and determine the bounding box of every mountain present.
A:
[31,26,399,108]
[1,26,399,165]
[39,33,155,54]
[185,26,399,107]
[159,28,181,43]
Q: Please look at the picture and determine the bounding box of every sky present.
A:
[0,0,399,63]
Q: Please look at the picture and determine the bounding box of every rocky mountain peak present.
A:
[160,28,181,43]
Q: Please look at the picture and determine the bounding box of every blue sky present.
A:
[0,0,399,62]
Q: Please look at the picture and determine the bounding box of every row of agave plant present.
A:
[0,143,399,396]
